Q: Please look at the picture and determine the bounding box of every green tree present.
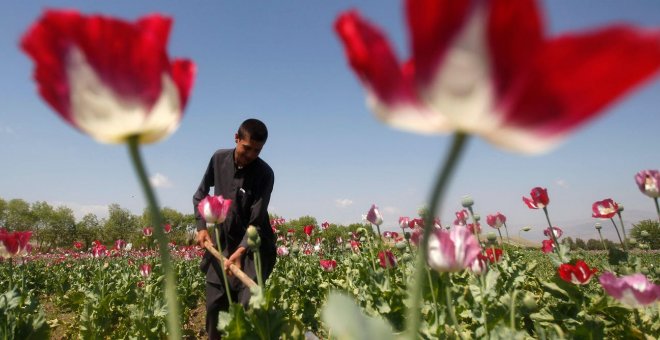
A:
[0,197,7,226]
[104,203,139,244]
[586,238,603,250]
[31,201,55,249]
[77,213,102,249]
[630,219,659,249]
[5,198,35,231]
[50,206,76,248]
[575,238,587,250]
[563,236,576,250]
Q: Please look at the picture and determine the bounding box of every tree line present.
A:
[0,197,196,250]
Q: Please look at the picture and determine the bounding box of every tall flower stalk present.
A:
[405,132,469,338]
[128,136,181,338]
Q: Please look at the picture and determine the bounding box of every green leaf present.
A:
[322,291,395,340]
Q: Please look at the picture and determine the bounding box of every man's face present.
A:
[234,133,265,167]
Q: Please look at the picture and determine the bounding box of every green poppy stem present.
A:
[609,218,626,250]
[405,132,469,339]
[654,198,660,221]
[542,207,564,262]
[617,211,628,248]
[127,136,181,339]
[214,225,233,305]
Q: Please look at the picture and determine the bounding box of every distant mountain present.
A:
[528,209,656,242]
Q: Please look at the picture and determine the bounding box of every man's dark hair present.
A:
[237,118,268,142]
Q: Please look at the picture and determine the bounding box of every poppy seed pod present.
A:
[486,232,498,244]
[247,225,259,240]
[461,195,474,208]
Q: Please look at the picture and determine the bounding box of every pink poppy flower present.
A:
[543,227,563,239]
[599,272,660,307]
[541,239,556,254]
[303,225,314,236]
[321,222,330,230]
[378,250,397,268]
[334,1,660,154]
[410,226,424,246]
[399,216,410,229]
[409,218,424,229]
[634,170,660,198]
[366,204,383,226]
[114,239,127,250]
[427,227,481,272]
[73,241,83,250]
[0,230,32,259]
[164,224,172,234]
[92,244,106,258]
[383,231,399,239]
[277,246,289,256]
[350,240,361,252]
[558,260,597,285]
[197,195,232,225]
[140,263,152,277]
[469,254,489,275]
[523,187,550,209]
[320,259,337,272]
[591,199,619,219]
[486,213,506,229]
[455,209,469,224]
[143,227,153,237]
[21,10,195,144]
[467,223,481,234]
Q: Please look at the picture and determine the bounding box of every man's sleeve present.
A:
[239,169,274,249]
[193,156,215,231]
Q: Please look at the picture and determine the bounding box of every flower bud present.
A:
[486,232,498,244]
[617,204,624,212]
[594,223,602,230]
[461,195,474,208]
[404,232,411,240]
[522,294,538,312]
[247,225,259,240]
[395,241,407,250]
[473,214,481,222]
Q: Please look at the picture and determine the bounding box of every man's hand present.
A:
[196,229,213,248]
[225,247,246,276]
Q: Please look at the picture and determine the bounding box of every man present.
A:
[193,118,276,339]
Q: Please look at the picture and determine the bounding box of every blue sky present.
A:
[1,1,658,242]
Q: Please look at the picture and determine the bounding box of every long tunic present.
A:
[193,148,276,284]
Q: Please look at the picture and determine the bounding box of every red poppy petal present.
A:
[335,10,416,106]
[407,0,472,86]
[487,0,544,98]
[503,27,660,137]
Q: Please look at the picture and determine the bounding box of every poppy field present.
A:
[1,204,659,339]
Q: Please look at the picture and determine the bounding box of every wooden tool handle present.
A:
[203,241,257,288]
